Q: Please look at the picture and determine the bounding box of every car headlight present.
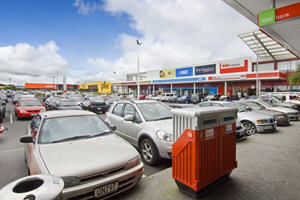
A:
[62,176,81,188]
[256,119,269,124]
[275,115,285,119]
[20,109,27,113]
[156,130,173,142]
[125,155,141,169]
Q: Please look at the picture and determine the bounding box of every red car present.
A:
[15,99,46,120]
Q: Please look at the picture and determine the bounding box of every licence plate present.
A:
[94,182,119,198]
[264,125,272,129]
[97,108,101,110]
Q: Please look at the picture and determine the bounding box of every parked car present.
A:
[139,94,146,100]
[168,95,180,103]
[44,96,61,110]
[260,95,300,111]
[71,96,84,106]
[20,110,143,200]
[13,92,23,104]
[204,94,220,101]
[81,99,110,114]
[177,95,191,104]
[105,100,173,166]
[244,99,300,121]
[198,101,276,135]
[238,101,289,126]
[0,93,8,103]
[15,99,46,120]
[53,99,82,110]
[0,99,6,123]
[159,93,174,102]
[191,93,206,104]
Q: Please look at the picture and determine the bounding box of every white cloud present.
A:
[73,0,101,15]
[0,41,69,85]
[85,0,257,81]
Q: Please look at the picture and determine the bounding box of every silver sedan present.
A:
[20,110,143,200]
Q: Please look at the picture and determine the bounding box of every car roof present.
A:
[40,110,96,119]
[201,101,231,104]
[20,98,39,101]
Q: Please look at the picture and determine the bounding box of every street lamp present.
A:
[136,39,142,99]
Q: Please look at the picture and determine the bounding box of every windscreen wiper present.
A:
[51,135,90,143]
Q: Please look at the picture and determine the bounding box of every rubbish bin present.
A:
[0,175,64,200]
[172,107,238,198]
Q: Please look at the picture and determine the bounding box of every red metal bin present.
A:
[171,107,238,198]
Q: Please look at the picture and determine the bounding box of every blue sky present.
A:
[0,0,136,69]
[0,0,256,84]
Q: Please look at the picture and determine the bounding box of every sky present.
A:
[0,0,257,85]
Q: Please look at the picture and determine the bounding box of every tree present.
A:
[288,64,300,86]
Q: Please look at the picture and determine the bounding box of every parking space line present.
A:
[0,148,24,155]
[9,113,12,124]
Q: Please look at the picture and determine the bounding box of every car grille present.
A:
[79,167,125,184]
[66,176,136,200]
[27,110,40,113]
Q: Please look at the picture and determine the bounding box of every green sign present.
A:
[258,8,276,27]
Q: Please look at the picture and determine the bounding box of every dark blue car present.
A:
[178,95,191,103]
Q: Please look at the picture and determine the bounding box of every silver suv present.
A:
[105,100,173,166]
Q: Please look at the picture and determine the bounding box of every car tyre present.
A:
[140,138,160,166]
[242,121,256,136]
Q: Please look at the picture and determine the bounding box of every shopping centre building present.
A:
[113,0,300,96]
[112,54,299,96]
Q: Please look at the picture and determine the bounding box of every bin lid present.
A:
[0,174,64,200]
[171,106,238,117]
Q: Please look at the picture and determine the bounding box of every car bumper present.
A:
[288,113,300,121]
[61,162,144,200]
[236,127,247,141]
[155,138,173,159]
[90,107,108,113]
[276,118,290,126]
[17,112,40,118]
[256,123,276,133]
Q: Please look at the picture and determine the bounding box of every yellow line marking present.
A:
[0,148,24,154]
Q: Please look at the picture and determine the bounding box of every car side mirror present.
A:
[124,115,134,121]
[110,125,117,131]
[20,135,34,143]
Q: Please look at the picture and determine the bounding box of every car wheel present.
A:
[242,121,256,135]
[140,138,160,166]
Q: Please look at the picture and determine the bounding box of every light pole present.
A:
[136,40,142,99]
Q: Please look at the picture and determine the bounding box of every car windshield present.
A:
[245,101,265,110]
[60,100,77,106]
[137,102,172,121]
[223,103,247,112]
[38,115,111,144]
[260,101,275,107]
[20,100,42,106]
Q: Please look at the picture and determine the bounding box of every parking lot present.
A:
[0,99,171,189]
[1,97,300,199]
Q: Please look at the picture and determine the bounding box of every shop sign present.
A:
[219,58,249,74]
[159,69,174,79]
[176,67,193,77]
[195,64,216,75]
[276,2,300,22]
[258,8,276,27]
